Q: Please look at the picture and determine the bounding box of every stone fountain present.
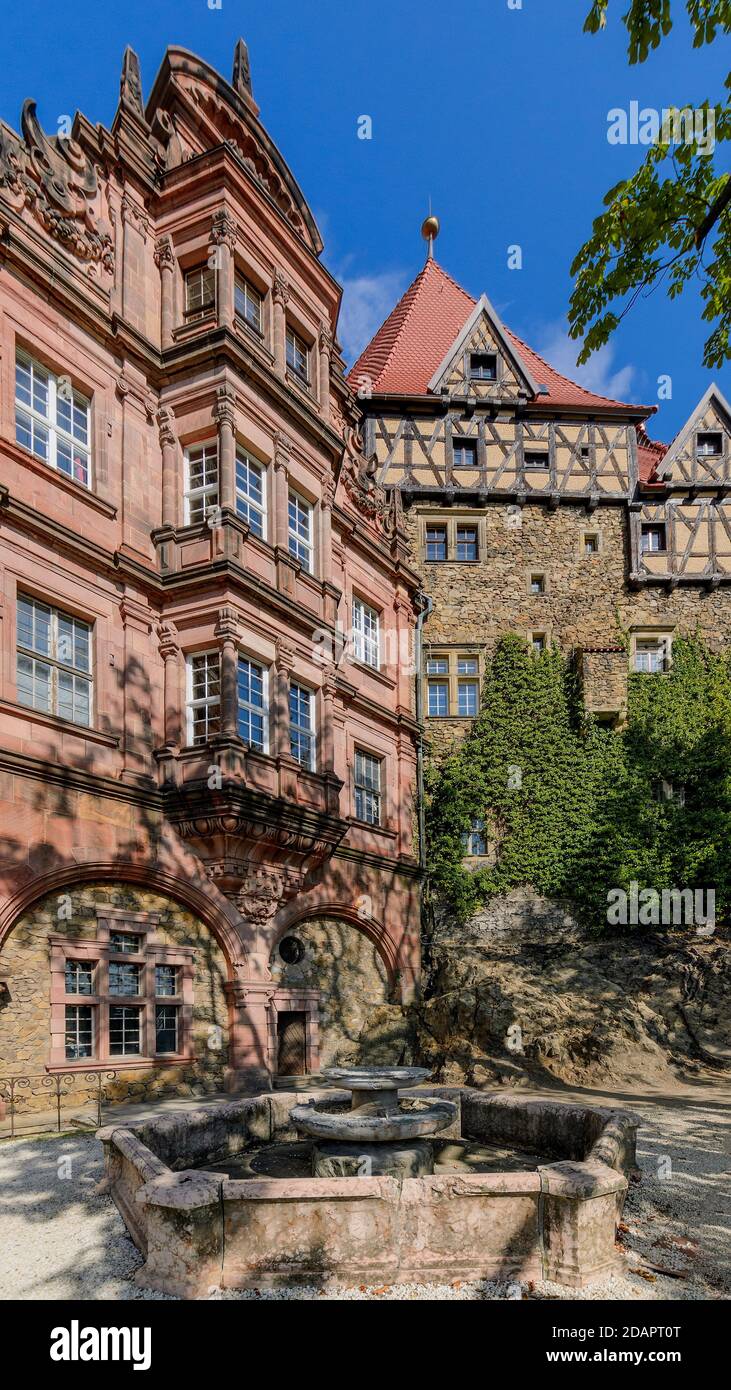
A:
[290,1066,457,1178]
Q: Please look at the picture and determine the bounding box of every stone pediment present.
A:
[144,45,323,253]
[427,294,539,401]
[0,102,114,274]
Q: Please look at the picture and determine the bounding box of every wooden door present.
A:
[277,1011,307,1076]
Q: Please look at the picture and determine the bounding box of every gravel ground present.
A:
[0,1082,728,1302]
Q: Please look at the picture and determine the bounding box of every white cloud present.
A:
[337,270,407,364]
[533,320,638,401]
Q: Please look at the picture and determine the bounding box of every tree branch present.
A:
[694,175,731,247]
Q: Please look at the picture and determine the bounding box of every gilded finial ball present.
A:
[421,215,440,243]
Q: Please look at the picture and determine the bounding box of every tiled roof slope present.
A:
[348,257,655,416]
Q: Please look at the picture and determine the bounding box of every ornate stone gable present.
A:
[0,102,113,274]
[144,47,322,251]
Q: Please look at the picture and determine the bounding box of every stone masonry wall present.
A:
[408,500,731,757]
[0,883,229,1113]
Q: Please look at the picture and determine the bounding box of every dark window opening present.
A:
[277,1011,307,1076]
[696,431,722,457]
[469,352,497,381]
[279,936,305,966]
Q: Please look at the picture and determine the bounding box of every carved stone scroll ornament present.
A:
[340,424,389,525]
[0,101,114,272]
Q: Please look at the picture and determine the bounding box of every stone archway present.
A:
[269,916,407,1070]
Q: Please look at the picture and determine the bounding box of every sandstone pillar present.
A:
[154,235,175,349]
[318,321,333,422]
[214,384,237,513]
[156,406,178,529]
[209,209,237,333]
[215,606,240,738]
[272,269,289,377]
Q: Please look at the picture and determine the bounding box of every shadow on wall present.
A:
[270,916,415,1068]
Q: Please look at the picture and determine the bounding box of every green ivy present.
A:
[426,633,731,928]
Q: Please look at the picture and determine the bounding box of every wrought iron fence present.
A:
[0,1071,118,1139]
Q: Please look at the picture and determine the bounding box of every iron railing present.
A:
[0,1071,117,1139]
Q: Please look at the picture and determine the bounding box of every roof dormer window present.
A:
[696,431,722,458]
[469,352,497,381]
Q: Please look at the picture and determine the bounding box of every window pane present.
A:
[458,681,479,716]
[155,1005,179,1054]
[290,682,314,769]
[457,658,478,675]
[235,451,265,537]
[237,657,266,751]
[353,598,380,669]
[65,1004,93,1059]
[426,527,447,561]
[109,962,141,996]
[109,1006,141,1055]
[65,960,94,995]
[428,682,449,716]
[155,965,178,997]
[456,527,478,561]
[234,277,262,332]
[109,932,142,954]
[288,493,313,571]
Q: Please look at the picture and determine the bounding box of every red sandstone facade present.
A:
[0,44,422,1095]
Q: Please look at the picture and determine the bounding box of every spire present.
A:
[119,47,146,124]
[232,38,253,100]
[421,212,440,262]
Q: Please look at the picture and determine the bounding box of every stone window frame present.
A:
[527,569,547,596]
[580,526,603,559]
[233,264,268,345]
[184,263,216,321]
[419,512,487,563]
[14,347,93,490]
[424,646,483,719]
[48,908,195,1072]
[528,629,550,654]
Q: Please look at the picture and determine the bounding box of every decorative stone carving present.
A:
[275,638,296,674]
[153,234,174,269]
[0,101,114,272]
[231,39,253,100]
[156,406,176,448]
[210,207,237,251]
[119,47,147,123]
[272,268,290,307]
[213,384,236,429]
[236,865,302,924]
[274,430,291,466]
[120,192,149,239]
[318,321,333,356]
[150,108,183,172]
[341,424,390,525]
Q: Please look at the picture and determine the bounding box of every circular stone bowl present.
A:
[322,1067,431,1091]
[290,1097,457,1144]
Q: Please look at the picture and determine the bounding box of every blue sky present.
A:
[2,0,729,439]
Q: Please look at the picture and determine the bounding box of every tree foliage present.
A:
[569,1,731,369]
[426,633,731,928]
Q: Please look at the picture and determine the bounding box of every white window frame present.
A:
[16,594,93,727]
[65,1004,94,1061]
[237,654,268,753]
[186,650,221,745]
[235,447,267,538]
[290,681,316,771]
[185,265,216,317]
[15,350,92,488]
[634,638,668,674]
[288,490,314,573]
[641,524,667,555]
[286,325,310,382]
[352,596,380,670]
[234,274,263,334]
[462,818,487,856]
[354,748,382,826]
[427,680,449,717]
[457,679,479,717]
[184,441,219,525]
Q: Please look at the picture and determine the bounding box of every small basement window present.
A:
[641,524,667,554]
[530,573,545,594]
[469,352,497,381]
[696,431,722,458]
[584,533,599,556]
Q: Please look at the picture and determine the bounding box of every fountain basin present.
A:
[98,1087,639,1296]
[291,1097,456,1144]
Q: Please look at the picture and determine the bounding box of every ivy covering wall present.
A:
[426,634,731,927]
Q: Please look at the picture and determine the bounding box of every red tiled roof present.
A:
[637,425,668,486]
[348,257,655,416]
